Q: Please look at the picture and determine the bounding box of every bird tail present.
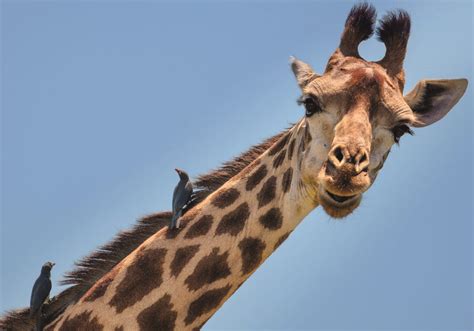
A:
[170,214,178,229]
[170,210,182,229]
[28,310,41,331]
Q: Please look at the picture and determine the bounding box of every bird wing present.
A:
[185,181,193,194]
[183,182,193,205]
[30,276,52,316]
[173,180,193,213]
[172,182,183,213]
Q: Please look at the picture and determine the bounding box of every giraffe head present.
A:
[291,3,467,218]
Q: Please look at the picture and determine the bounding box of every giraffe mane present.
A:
[0,128,290,331]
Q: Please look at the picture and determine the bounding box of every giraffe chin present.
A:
[318,189,362,219]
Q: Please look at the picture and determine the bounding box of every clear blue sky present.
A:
[1,1,472,329]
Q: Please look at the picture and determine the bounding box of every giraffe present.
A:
[1,3,468,331]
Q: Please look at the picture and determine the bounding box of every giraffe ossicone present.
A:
[0,3,467,331]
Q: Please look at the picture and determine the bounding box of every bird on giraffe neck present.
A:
[30,261,55,331]
[171,168,194,229]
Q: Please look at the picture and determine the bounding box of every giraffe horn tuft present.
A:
[376,9,411,77]
[338,2,377,58]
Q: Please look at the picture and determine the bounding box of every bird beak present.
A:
[174,168,180,174]
[52,263,56,267]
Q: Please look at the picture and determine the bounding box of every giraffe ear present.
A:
[290,56,320,89]
[404,79,468,127]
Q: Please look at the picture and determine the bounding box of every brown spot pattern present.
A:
[257,176,277,208]
[298,136,306,154]
[136,294,177,331]
[211,187,240,209]
[185,248,231,291]
[115,327,124,331]
[259,207,283,230]
[184,285,232,325]
[45,316,63,331]
[184,215,213,239]
[83,266,120,302]
[245,164,267,191]
[215,202,250,236]
[109,248,167,313]
[282,167,293,193]
[298,126,312,153]
[288,139,296,160]
[238,237,266,275]
[165,227,181,239]
[274,231,291,250]
[272,149,287,169]
[170,245,200,277]
[166,208,200,239]
[82,280,111,303]
[236,158,261,178]
[192,317,211,331]
[269,132,290,156]
[58,311,103,331]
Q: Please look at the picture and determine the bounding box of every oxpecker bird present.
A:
[30,261,54,330]
[171,168,193,229]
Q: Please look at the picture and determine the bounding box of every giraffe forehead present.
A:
[349,66,376,82]
[309,60,398,104]
[345,65,393,91]
[326,57,394,90]
[309,62,406,124]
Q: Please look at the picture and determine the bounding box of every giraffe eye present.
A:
[297,95,323,117]
[392,124,413,144]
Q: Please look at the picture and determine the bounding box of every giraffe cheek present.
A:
[301,145,326,182]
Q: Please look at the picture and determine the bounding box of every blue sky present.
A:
[1,1,472,329]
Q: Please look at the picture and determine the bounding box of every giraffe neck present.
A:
[49,120,319,331]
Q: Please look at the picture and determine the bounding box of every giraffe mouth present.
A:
[325,190,357,203]
[318,188,362,218]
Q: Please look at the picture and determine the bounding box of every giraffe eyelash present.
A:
[297,95,324,117]
[392,124,414,144]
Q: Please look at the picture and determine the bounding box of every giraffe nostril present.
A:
[334,147,344,163]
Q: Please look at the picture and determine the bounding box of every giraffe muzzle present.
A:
[316,153,371,218]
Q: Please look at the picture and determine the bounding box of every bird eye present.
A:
[297,95,323,117]
[392,124,413,144]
